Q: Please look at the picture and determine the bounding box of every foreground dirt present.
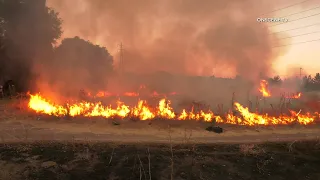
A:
[0,141,320,180]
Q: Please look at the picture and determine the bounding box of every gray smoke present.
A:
[42,0,295,106]
[47,0,289,78]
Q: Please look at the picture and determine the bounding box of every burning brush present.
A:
[27,93,318,126]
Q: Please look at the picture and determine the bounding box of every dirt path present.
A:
[0,116,319,143]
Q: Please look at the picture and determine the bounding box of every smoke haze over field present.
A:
[29,0,306,106]
[46,0,288,79]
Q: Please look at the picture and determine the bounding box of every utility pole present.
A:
[119,43,124,76]
[299,67,303,85]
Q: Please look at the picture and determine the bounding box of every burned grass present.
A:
[0,141,319,180]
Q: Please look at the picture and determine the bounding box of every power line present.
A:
[267,5,320,27]
[277,30,320,40]
[272,37,320,48]
[269,11,320,27]
[260,0,310,16]
[279,5,320,18]
[270,22,320,34]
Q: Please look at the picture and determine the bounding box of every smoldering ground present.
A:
[39,0,294,105]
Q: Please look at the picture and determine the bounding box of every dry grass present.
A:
[239,144,265,156]
[168,125,174,180]
[287,140,297,152]
[0,94,319,147]
[183,128,193,144]
[2,91,318,125]
[0,161,23,180]
[0,139,319,179]
[0,91,319,179]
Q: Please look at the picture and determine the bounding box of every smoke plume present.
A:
[41,0,296,105]
[46,0,287,79]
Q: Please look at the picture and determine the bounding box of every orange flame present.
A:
[226,103,315,125]
[86,90,176,98]
[123,92,139,97]
[151,91,160,97]
[284,92,302,99]
[259,80,271,97]
[28,93,317,126]
[292,92,302,99]
[95,91,113,97]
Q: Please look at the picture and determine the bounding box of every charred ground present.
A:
[0,141,320,180]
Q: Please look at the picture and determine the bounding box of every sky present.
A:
[269,0,320,77]
[46,0,320,78]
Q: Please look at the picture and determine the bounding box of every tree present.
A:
[313,73,320,84]
[50,37,113,94]
[0,0,62,91]
[302,75,313,91]
[268,75,282,85]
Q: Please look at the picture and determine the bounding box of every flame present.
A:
[85,90,177,98]
[95,91,113,97]
[151,91,160,97]
[28,93,317,126]
[232,103,315,125]
[132,100,155,120]
[86,85,178,98]
[123,92,139,97]
[139,85,146,89]
[292,92,302,99]
[259,80,271,97]
[284,92,302,99]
